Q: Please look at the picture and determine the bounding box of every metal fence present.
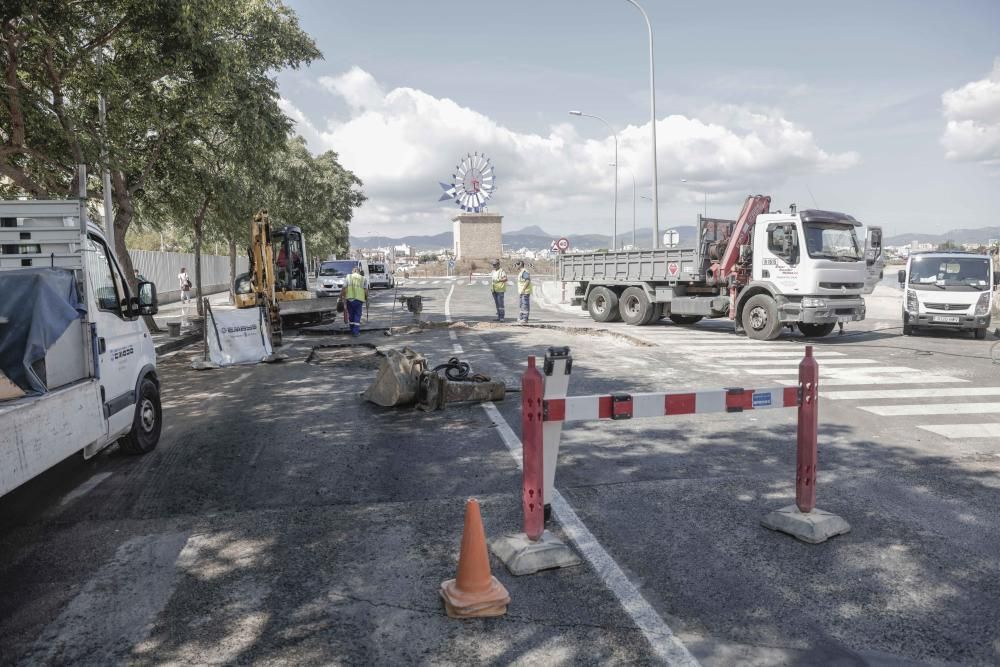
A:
[130,250,248,304]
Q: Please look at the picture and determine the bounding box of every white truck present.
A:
[897,251,997,339]
[0,191,162,497]
[560,195,883,340]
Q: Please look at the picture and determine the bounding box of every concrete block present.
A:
[761,505,851,544]
[491,530,581,576]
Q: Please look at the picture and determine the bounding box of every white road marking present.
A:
[690,350,847,358]
[743,365,920,376]
[917,423,1000,438]
[861,402,1000,416]
[452,344,464,354]
[416,280,428,285]
[716,358,876,367]
[482,402,700,667]
[59,472,113,506]
[480,280,489,286]
[780,375,968,387]
[445,283,455,323]
[824,387,1000,400]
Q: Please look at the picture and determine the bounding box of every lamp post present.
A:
[624,0,659,248]
[681,178,707,217]
[569,110,618,250]
[612,163,636,249]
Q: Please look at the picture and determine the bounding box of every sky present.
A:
[276,0,1000,241]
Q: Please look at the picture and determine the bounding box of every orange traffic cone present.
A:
[440,498,511,618]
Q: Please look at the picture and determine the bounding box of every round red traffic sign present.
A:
[556,237,570,251]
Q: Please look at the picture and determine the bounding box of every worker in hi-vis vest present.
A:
[489,259,508,322]
[514,260,532,323]
[340,266,368,336]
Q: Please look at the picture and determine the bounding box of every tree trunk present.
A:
[228,236,237,304]
[109,172,160,333]
[192,195,211,317]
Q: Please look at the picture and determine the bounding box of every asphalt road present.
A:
[1,276,998,665]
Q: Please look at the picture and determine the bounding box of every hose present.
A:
[431,357,491,382]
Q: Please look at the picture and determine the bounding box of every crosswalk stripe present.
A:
[917,424,1000,439]
[824,387,1000,400]
[779,376,968,387]
[716,358,876,367]
[744,365,918,376]
[861,402,1000,416]
[690,350,847,358]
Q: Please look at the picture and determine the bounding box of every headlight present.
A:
[906,290,918,314]
[802,297,826,308]
[975,291,990,316]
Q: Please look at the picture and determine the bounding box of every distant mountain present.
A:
[885,226,1000,246]
[350,224,698,252]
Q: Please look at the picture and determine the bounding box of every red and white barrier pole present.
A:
[521,356,544,541]
[796,345,819,513]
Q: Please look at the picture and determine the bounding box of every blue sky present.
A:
[277,0,1000,240]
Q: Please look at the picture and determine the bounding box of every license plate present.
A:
[932,316,960,323]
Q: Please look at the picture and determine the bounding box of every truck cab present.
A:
[1,196,162,497]
[741,209,879,337]
[898,252,997,339]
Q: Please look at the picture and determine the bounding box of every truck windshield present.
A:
[803,223,862,261]
[368,264,385,275]
[908,256,990,290]
[320,261,357,277]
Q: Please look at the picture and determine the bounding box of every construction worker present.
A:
[341,266,368,336]
[515,260,532,323]
[490,259,508,322]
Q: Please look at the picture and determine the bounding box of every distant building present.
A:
[394,243,414,257]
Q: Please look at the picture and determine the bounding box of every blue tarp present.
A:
[0,268,86,394]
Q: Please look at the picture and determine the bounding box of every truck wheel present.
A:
[643,303,663,325]
[119,377,162,455]
[620,287,653,325]
[587,287,620,323]
[798,322,836,338]
[669,315,703,325]
[975,327,987,340]
[741,295,782,340]
[902,324,913,336]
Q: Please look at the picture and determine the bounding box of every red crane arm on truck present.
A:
[714,194,771,281]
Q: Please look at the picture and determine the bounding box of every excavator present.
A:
[233,209,313,344]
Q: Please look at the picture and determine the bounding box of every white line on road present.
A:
[917,423,1000,438]
[481,403,700,667]
[716,358,877,367]
[743,366,919,376]
[690,350,847,358]
[824,387,1000,400]
[452,344,464,354]
[780,375,968,387]
[58,472,113,506]
[860,402,1000,416]
[445,283,454,323]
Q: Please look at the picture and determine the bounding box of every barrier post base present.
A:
[761,505,850,544]
[491,531,580,576]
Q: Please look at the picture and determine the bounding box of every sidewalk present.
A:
[150,290,232,354]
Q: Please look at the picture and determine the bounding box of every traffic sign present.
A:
[556,237,570,251]
[667,262,679,276]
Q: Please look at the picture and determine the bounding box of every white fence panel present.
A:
[129,250,248,304]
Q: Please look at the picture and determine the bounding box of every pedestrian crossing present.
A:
[642,324,999,441]
[395,276,458,286]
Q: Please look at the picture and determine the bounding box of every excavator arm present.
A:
[248,209,282,344]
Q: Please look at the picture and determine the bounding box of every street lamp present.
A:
[623,0,659,248]
[681,178,707,217]
[569,110,618,250]
[611,163,636,249]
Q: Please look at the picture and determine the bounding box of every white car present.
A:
[316,260,361,297]
[898,251,998,339]
[367,262,393,289]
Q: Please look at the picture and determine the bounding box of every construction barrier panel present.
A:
[513,345,848,554]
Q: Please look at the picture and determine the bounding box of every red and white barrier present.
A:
[516,344,848,549]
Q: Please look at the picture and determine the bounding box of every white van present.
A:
[898,251,998,339]
[367,262,393,289]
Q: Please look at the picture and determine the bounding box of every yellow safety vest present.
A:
[491,269,508,293]
[345,273,366,302]
[517,269,532,295]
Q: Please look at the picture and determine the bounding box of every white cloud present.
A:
[941,58,1000,164]
[283,68,859,236]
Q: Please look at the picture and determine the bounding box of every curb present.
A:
[154,331,202,355]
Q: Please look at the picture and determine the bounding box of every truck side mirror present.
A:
[897,269,906,286]
[138,281,158,316]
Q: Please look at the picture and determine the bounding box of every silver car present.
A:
[316,260,361,297]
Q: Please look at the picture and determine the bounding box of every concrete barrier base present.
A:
[761,505,851,544]
[491,530,581,575]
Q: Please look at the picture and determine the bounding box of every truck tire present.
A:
[798,322,836,338]
[587,287,620,323]
[741,295,782,340]
[118,377,162,455]
[669,314,703,325]
[902,324,913,336]
[620,287,653,325]
[643,303,663,325]
[974,327,987,340]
